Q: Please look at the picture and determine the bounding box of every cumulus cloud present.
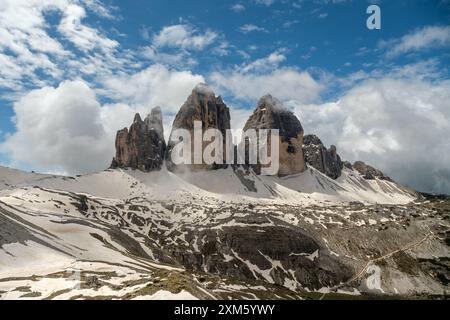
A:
[140,23,228,67]
[209,52,322,103]
[211,69,321,103]
[0,63,207,174]
[152,24,218,51]
[1,3,449,196]
[100,64,205,113]
[211,55,450,193]
[293,72,450,194]
[241,51,286,73]
[231,4,246,12]
[1,80,117,174]
[379,25,450,58]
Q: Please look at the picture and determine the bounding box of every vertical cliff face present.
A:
[243,94,306,176]
[111,106,166,172]
[165,84,231,172]
[108,87,384,182]
[303,134,343,179]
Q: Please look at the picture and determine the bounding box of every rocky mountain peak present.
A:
[243,95,306,176]
[133,113,142,123]
[192,83,216,97]
[108,87,397,183]
[111,106,166,172]
[303,134,343,180]
[245,95,304,141]
[256,94,285,112]
[303,134,322,146]
[144,106,164,138]
[165,84,231,172]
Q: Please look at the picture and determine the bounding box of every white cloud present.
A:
[293,71,450,194]
[231,4,246,12]
[283,20,300,28]
[228,107,253,140]
[153,24,218,51]
[241,51,286,73]
[58,3,118,53]
[1,2,449,195]
[0,0,69,88]
[379,25,450,58]
[0,64,207,174]
[140,46,197,68]
[210,51,322,103]
[255,0,275,6]
[239,24,268,34]
[100,64,205,113]
[81,0,116,19]
[1,80,118,174]
[210,68,322,103]
[213,41,231,56]
[0,0,124,92]
[212,57,450,193]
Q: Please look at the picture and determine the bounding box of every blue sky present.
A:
[0,0,449,193]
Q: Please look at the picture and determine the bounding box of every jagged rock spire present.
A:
[303,134,343,179]
[243,94,306,176]
[111,106,166,172]
[165,84,231,172]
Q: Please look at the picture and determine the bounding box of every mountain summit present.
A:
[109,85,395,183]
[243,94,306,176]
[303,134,343,180]
[111,106,166,172]
[165,84,231,172]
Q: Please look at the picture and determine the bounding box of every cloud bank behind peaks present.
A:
[0,64,206,174]
[1,80,113,174]
[296,73,450,194]
[210,51,322,103]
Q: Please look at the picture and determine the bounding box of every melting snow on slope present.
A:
[132,290,198,300]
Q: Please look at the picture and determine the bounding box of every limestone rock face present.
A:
[165,84,231,172]
[353,161,393,181]
[243,94,306,176]
[303,134,343,179]
[171,224,353,290]
[111,107,166,172]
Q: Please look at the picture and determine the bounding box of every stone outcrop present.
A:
[343,161,353,170]
[353,161,393,181]
[165,84,231,172]
[303,134,343,179]
[170,223,353,290]
[243,94,306,176]
[111,107,166,172]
